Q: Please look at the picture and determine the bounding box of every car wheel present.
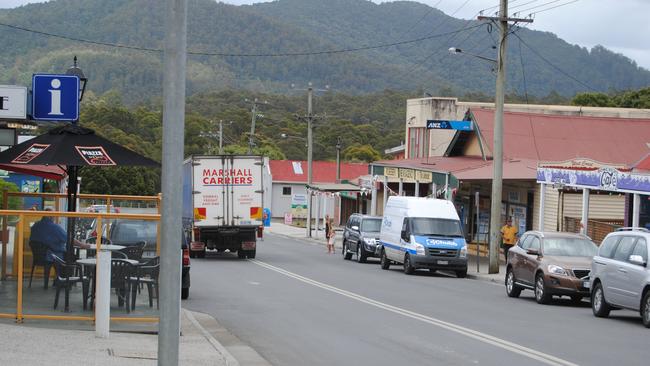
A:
[380,249,390,270]
[237,250,246,259]
[592,282,611,318]
[343,241,352,260]
[403,254,415,275]
[356,244,366,263]
[505,268,522,298]
[642,291,650,328]
[248,249,256,259]
[429,269,437,274]
[181,287,189,300]
[535,273,551,304]
[455,269,467,278]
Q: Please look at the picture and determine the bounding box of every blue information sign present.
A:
[32,74,80,121]
[426,120,473,131]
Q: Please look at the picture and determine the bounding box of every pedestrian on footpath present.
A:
[327,217,336,254]
[500,218,518,263]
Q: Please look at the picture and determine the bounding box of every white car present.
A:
[590,228,650,328]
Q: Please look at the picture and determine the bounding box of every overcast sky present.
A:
[3,0,649,69]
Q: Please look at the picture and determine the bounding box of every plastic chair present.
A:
[128,256,159,310]
[51,255,89,312]
[111,259,137,313]
[118,241,145,261]
[28,241,52,289]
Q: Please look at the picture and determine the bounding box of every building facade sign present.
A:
[537,166,650,194]
[398,168,415,182]
[416,170,432,183]
[0,85,27,119]
[384,167,399,178]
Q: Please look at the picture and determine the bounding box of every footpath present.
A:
[0,308,265,366]
[265,221,506,283]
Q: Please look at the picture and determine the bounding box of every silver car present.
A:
[590,228,650,327]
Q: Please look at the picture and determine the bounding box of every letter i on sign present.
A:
[48,79,63,116]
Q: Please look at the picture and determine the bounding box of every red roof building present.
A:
[269,160,368,183]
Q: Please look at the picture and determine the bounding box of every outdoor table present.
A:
[79,243,126,338]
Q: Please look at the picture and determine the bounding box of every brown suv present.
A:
[505,231,598,304]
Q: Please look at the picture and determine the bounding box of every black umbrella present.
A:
[0,123,160,260]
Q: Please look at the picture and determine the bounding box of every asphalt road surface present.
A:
[184,233,649,366]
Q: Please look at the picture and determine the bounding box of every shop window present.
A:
[282,187,292,196]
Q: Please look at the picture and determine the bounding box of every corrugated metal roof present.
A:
[269,160,368,183]
[471,109,650,165]
[374,156,538,180]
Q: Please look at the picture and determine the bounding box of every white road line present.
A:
[250,259,579,366]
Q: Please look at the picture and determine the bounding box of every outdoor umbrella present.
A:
[0,123,160,261]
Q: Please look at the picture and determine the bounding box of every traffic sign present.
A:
[32,74,79,121]
[0,85,27,120]
[426,120,473,131]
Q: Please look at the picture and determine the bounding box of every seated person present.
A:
[30,209,89,263]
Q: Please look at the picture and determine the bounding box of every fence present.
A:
[563,216,623,244]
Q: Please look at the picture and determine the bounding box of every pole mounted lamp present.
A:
[66,56,87,102]
[448,47,497,64]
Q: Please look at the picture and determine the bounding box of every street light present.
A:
[448,47,497,64]
[65,56,87,102]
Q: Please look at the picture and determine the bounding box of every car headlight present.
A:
[415,243,426,256]
[459,245,467,258]
[547,265,567,276]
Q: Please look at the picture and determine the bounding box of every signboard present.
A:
[537,166,650,194]
[416,170,432,183]
[291,193,308,218]
[426,120,473,131]
[398,168,415,182]
[0,85,27,119]
[32,74,80,121]
[11,143,50,164]
[75,146,116,166]
[384,167,399,178]
[284,213,293,225]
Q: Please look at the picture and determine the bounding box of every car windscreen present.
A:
[410,218,463,237]
[543,238,598,257]
[112,220,158,243]
[361,219,382,232]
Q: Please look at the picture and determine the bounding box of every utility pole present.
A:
[294,82,328,237]
[219,120,224,154]
[478,1,532,274]
[159,0,186,365]
[248,99,258,154]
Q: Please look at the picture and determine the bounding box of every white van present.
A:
[378,196,468,277]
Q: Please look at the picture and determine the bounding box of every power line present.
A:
[513,32,598,91]
[528,0,579,16]
[515,0,564,14]
[0,20,485,58]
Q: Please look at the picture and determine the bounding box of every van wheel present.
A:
[380,249,390,270]
[356,244,366,263]
[403,254,415,275]
[592,282,611,318]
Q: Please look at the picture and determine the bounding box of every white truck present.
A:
[182,155,270,259]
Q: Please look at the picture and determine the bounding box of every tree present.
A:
[343,144,382,163]
[572,92,612,107]
[0,180,21,210]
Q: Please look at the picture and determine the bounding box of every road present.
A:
[184,233,649,366]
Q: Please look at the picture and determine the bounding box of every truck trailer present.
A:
[182,155,270,259]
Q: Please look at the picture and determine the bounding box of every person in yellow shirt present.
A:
[500,218,518,262]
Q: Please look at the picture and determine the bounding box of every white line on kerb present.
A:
[249,259,578,366]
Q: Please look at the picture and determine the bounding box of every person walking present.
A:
[325,214,331,253]
[500,218,518,263]
[327,217,336,254]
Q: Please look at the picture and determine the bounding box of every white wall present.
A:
[271,183,335,219]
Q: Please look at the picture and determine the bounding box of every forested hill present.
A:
[0,0,648,104]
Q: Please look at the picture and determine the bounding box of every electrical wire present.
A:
[528,0,579,16]
[0,20,484,58]
[513,32,598,91]
[515,0,565,14]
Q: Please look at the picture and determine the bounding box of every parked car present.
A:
[505,231,597,304]
[342,214,382,263]
[85,204,120,213]
[590,228,650,327]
